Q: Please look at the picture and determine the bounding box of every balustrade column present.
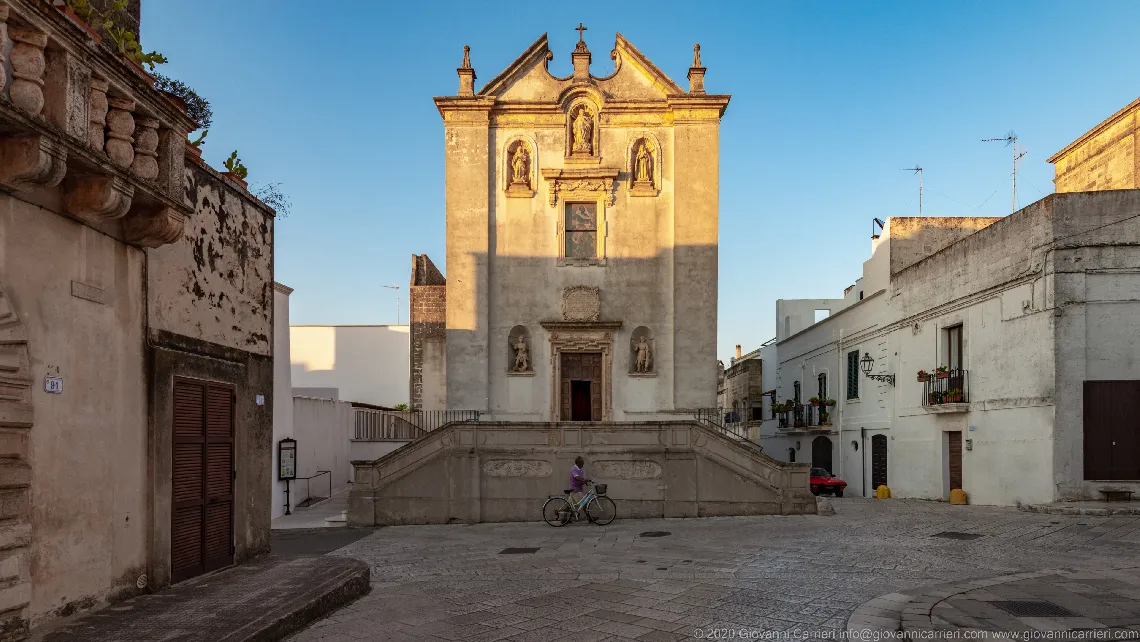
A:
[8,26,48,117]
[88,78,109,151]
[131,117,159,180]
[0,4,8,96]
[105,97,135,169]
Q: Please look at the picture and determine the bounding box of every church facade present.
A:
[432,29,729,422]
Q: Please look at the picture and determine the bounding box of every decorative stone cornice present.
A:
[433,96,495,123]
[123,206,186,249]
[667,95,731,122]
[540,167,619,207]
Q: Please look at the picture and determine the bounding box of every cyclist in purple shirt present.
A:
[569,456,589,505]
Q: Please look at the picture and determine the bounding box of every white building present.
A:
[272,283,295,518]
[748,190,1140,506]
[290,325,411,407]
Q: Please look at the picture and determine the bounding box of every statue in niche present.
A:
[634,141,653,185]
[634,335,652,373]
[512,334,530,372]
[510,143,530,188]
[571,107,594,155]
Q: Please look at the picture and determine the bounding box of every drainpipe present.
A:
[837,330,843,484]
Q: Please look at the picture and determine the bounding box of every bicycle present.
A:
[542,480,617,526]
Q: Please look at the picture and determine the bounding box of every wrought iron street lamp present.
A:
[859,352,895,386]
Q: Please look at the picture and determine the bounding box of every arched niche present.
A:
[629,326,655,376]
[626,133,662,197]
[507,325,533,375]
[503,136,537,198]
[564,97,601,161]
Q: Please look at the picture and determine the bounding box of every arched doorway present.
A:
[811,436,833,474]
[871,434,888,490]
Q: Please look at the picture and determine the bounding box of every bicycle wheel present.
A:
[584,496,616,525]
[542,497,572,527]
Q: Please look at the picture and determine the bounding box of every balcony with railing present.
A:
[920,369,970,412]
[0,0,197,248]
[353,409,481,441]
[775,402,836,432]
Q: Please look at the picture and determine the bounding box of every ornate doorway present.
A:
[543,320,619,422]
[561,353,601,421]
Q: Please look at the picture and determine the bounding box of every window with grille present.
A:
[847,350,859,399]
[565,203,597,259]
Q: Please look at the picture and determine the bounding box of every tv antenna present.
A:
[900,165,923,216]
[380,285,401,325]
[983,130,1027,213]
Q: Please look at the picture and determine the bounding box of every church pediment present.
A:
[476,30,685,104]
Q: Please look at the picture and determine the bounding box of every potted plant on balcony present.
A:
[935,366,950,380]
[945,388,963,403]
[928,391,942,405]
[917,369,930,382]
[808,396,820,407]
[222,150,249,189]
[825,399,837,407]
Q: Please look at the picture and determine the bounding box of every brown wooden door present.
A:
[172,379,234,583]
[560,353,602,421]
[870,434,887,490]
[948,431,963,491]
[1084,381,1140,480]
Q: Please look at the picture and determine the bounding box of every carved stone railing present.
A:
[0,0,196,248]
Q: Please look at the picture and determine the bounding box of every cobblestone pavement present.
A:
[290,499,1140,641]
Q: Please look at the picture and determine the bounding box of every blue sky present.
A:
[144,1,1140,361]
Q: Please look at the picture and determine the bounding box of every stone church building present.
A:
[422,28,730,421]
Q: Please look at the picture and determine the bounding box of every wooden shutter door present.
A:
[948,431,963,490]
[172,380,205,582]
[171,379,234,583]
[204,385,235,572]
[870,435,887,490]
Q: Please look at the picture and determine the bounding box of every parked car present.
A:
[810,468,847,497]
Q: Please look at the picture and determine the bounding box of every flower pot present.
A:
[928,394,941,405]
[118,54,157,84]
[917,375,930,382]
[810,401,820,407]
[221,171,248,190]
[935,372,950,380]
[60,5,102,43]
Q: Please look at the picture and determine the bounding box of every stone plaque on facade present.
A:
[562,286,600,321]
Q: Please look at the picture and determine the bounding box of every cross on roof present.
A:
[575,22,587,43]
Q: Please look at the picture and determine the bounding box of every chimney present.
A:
[735,345,741,359]
[457,45,476,97]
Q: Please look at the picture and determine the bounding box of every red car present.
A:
[810,468,847,497]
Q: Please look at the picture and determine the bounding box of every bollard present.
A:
[949,488,968,505]
[876,484,891,498]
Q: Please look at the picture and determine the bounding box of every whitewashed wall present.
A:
[271,284,294,518]
[291,325,410,407]
[292,397,354,497]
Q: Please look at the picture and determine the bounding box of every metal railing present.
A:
[295,470,331,508]
[353,409,481,441]
[694,408,747,441]
[921,369,969,406]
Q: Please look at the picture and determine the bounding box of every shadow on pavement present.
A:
[271,528,380,556]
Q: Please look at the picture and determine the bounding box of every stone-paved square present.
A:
[287,499,1140,641]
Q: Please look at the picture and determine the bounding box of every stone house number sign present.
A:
[43,375,64,394]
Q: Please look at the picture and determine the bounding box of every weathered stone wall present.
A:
[409,255,445,410]
[147,164,274,357]
[348,421,816,526]
[1050,99,1140,193]
[0,194,150,630]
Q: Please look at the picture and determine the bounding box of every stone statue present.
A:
[635,142,652,184]
[512,335,530,372]
[462,45,471,69]
[510,143,529,187]
[693,43,702,67]
[572,107,593,155]
[635,336,652,373]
